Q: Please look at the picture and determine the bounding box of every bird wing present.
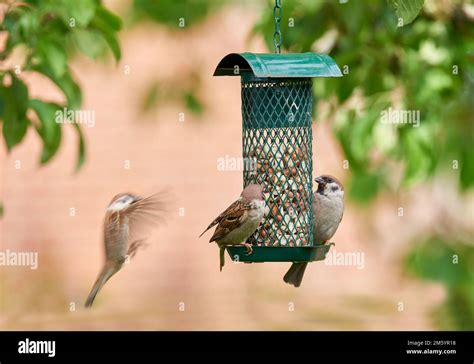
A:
[103,211,129,261]
[199,199,251,242]
[125,190,169,239]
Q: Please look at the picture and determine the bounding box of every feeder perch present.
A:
[213,52,341,263]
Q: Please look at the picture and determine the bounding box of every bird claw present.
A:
[242,243,253,256]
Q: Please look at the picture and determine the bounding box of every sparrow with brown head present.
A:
[200,184,266,271]
[283,175,344,287]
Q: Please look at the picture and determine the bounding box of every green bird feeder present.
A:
[213,1,342,264]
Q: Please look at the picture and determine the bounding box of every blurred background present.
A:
[0,0,473,330]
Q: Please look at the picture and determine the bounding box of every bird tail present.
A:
[85,263,120,308]
[283,262,308,287]
[219,246,225,272]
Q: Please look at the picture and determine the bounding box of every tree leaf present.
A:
[18,11,40,39]
[91,6,122,62]
[133,0,221,28]
[90,5,122,61]
[351,110,377,162]
[0,89,5,118]
[63,0,97,27]
[348,172,381,203]
[29,99,62,164]
[405,237,473,287]
[460,143,474,190]
[73,123,86,172]
[71,29,107,59]
[99,27,121,62]
[1,76,29,150]
[38,37,67,78]
[34,65,82,109]
[183,91,204,115]
[11,73,28,116]
[401,128,433,185]
[94,5,123,32]
[141,82,160,113]
[2,113,29,151]
[388,0,424,26]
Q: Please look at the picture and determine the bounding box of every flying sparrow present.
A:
[200,184,266,271]
[85,192,167,307]
[283,175,344,287]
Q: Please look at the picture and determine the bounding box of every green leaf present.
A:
[94,5,123,31]
[90,5,122,61]
[335,110,364,173]
[71,29,107,59]
[29,99,62,164]
[2,114,29,151]
[460,143,474,190]
[133,0,222,28]
[73,123,86,172]
[351,110,377,162]
[141,83,160,113]
[11,73,28,116]
[18,11,40,38]
[401,128,433,185]
[389,0,424,26]
[35,65,82,109]
[405,238,474,287]
[348,172,382,203]
[0,90,5,118]
[183,91,204,115]
[1,75,29,150]
[63,0,97,27]
[99,28,121,62]
[38,38,67,78]
[406,237,474,330]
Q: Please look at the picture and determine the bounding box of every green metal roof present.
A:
[214,52,342,78]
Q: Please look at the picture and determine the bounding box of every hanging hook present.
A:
[273,0,282,54]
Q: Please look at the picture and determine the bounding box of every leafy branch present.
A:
[252,0,473,200]
[0,0,122,171]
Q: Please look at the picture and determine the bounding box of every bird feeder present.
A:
[213,52,342,263]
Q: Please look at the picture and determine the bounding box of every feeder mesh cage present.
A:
[241,75,314,248]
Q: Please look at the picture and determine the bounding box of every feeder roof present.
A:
[214,52,342,78]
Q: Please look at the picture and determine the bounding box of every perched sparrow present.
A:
[200,184,266,271]
[284,175,344,287]
[85,192,167,307]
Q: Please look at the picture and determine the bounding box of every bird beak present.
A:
[315,176,325,185]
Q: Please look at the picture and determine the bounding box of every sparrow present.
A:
[85,192,167,308]
[200,184,266,271]
[283,175,344,287]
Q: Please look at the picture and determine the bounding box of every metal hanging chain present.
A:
[273,0,282,54]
